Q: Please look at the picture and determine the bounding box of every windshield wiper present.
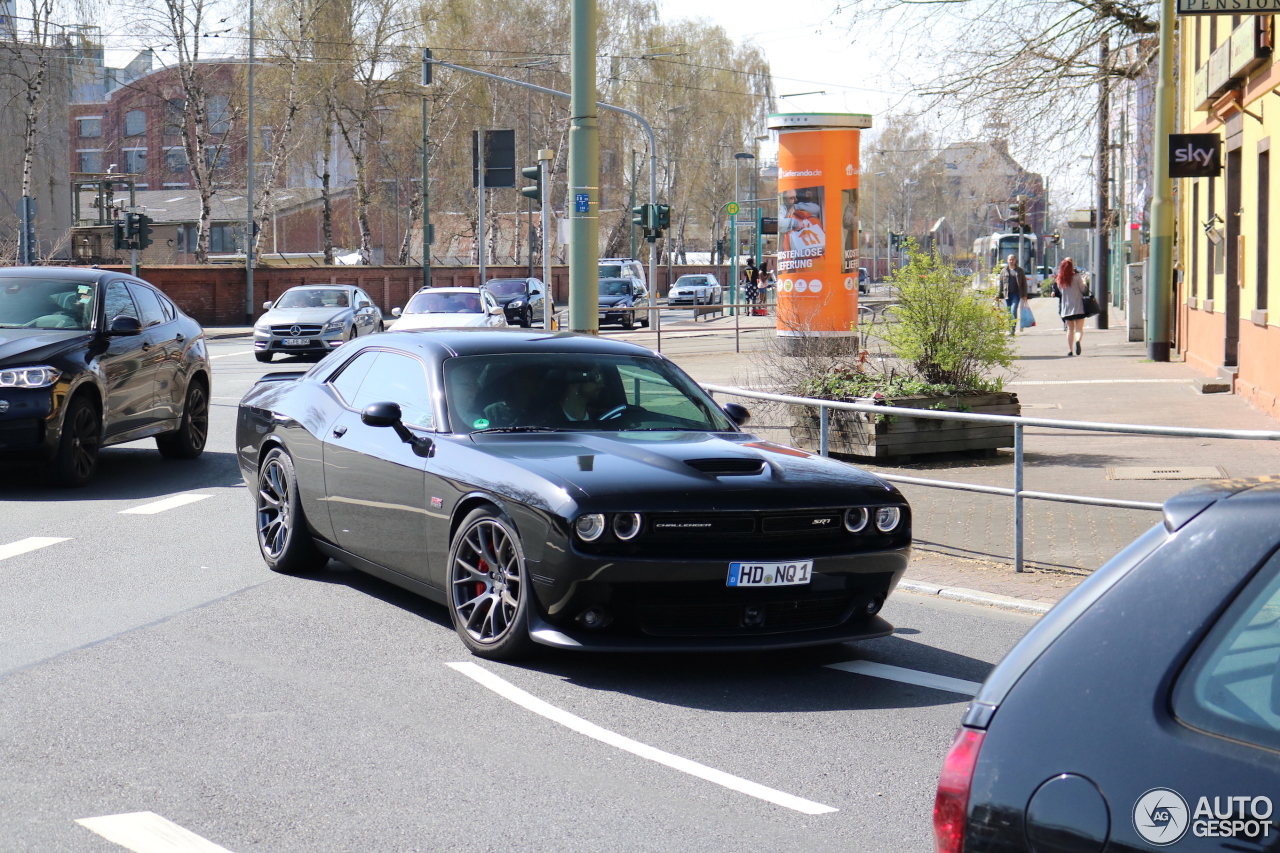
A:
[470,425,562,434]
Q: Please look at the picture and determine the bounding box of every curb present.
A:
[896,580,1053,615]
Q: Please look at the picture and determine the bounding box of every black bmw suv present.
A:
[0,268,211,486]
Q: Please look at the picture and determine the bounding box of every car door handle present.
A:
[141,342,151,351]
[332,426,347,437]
[175,333,185,343]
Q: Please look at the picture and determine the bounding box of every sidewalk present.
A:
[667,296,1280,609]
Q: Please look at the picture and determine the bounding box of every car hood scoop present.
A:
[684,457,766,476]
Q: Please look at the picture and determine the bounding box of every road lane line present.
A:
[0,537,69,561]
[208,350,254,359]
[825,660,981,696]
[120,494,213,515]
[447,661,838,815]
[75,812,235,853]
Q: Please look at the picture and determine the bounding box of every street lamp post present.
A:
[731,151,754,314]
[902,178,918,269]
[873,171,886,281]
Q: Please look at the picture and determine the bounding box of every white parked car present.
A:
[389,287,508,330]
[668,274,722,305]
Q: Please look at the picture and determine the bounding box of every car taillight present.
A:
[934,727,985,853]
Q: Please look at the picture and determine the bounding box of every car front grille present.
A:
[636,593,855,637]
[0,417,42,449]
[270,324,325,336]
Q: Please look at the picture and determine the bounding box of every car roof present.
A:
[0,267,111,283]
[365,329,657,360]
[413,286,483,294]
[284,283,357,290]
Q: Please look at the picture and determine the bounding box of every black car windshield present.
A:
[600,279,631,296]
[599,264,624,278]
[406,291,482,314]
[485,280,528,296]
[275,288,351,309]
[0,278,96,330]
[444,353,735,434]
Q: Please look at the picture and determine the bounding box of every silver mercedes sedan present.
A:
[252,285,384,363]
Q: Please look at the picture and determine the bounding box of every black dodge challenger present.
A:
[236,330,911,659]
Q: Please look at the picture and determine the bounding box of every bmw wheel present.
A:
[448,506,535,660]
[256,447,327,574]
[49,395,101,487]
[156,378,209,459]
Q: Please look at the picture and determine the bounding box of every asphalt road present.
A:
[0,336,1037,853]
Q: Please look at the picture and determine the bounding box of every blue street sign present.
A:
[575,193,589,213]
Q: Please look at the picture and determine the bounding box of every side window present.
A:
[129,284,166,328]
[104,281,140,322]
[349,351,434,429]
[1174,549,1280,752]
[157,293,177,321]
[328,350,379,405]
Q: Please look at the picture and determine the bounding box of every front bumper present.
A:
[668,293,698,305]
[253,329,346,354]
[0,386,58,460]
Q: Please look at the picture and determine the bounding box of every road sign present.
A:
[726,202,740,216]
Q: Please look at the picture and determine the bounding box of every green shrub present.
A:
[881,241,1015,387]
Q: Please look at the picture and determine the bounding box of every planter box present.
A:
[789,392,1021,459]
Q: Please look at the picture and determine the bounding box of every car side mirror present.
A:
[361,401,433,457]
[359,301,372,309]
[391,307,402,317]
[488,304,504,315]
[262,300,273,311]
[105,315,142,336]
[722,402,751,427]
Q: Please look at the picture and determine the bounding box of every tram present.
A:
[973,229,1042,287]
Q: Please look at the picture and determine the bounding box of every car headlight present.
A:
[612,512,643,541]
[253,324,270,333]
[324,319,346,333]
[575,513,606,542]
[0,366,61,389]
[844,507,869,533]
[509,299,524,308]
[875,507,902,532]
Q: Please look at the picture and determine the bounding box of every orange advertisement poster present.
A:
[774,125,862,336]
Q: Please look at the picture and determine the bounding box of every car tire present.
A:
[622,311,634,330]
[255,352,273,363]
[255,446,328,575]
[49,394,101,488]
[156,378,209,460]
[448,506,536,660]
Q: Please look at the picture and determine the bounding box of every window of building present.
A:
[165,147,187,173]
[124,148,147,175]
[1208,179,1217,300]
[205,145,230,173]
[209,224,237,253]
[1195,18,1202,68]
[1191,182,1200,298]
[124,109,146,137]
[208,96,230,135]
[1210,16,1218,49]
[1260,150,1270,311]
[77,150,103,173]
[77,117,102,138]
[165,98,185,136]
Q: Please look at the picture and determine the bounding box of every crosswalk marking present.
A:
[825,660,982,696]
[0,537,70,561]
[448,661,838,815]
[120,494,213,515]
[75,812,234,853]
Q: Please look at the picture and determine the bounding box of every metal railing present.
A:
[702,383,1280,572]
[551,302,778,353]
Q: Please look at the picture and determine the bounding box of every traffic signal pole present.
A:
[1145,0,1175,361]
[567,0,598,333]
[540,149,553,325]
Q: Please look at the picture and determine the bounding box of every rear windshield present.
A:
[0,278,96,330]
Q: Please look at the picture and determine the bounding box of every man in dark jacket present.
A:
[998,254,1029,336]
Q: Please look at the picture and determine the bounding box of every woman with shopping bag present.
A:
[1056,257,1091,356]
[998,254,1029,336]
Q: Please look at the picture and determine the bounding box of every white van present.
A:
[598,258,646,289]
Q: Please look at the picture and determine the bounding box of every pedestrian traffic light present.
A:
[1015,196,1027,228]
[124,212,139,241]
[135,213,154,250]
[112,221,128,251]
[521,164,542,204]
[632,204,648,227]
[655,204,671,230]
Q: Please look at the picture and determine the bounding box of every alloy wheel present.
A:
[257,457,293,559]
[187,384,209,450]
[451,519,524,644]
[67,404,99,480]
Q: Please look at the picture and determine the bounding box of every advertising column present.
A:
[768,112,872,339]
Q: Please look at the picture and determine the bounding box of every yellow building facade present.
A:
[1179,14,1280,418]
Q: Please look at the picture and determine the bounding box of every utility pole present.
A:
[630,149,637,260]
[477,130,487,284]
[539,148,553,325]
[732,152,754,314]
[1095,34,1112,330]
[568,0,599,333]
[245,0,256,324]
[421,49,432,290]
[1145,0,1175,361]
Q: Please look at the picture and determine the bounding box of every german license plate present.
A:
[283,338,310,346]
[727,560,812,587]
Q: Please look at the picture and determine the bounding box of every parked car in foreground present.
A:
[668,274,723,306]
[389,287,507,330]
[482,278,548,327]
[597,278,650,329]
[237,330,910,660]
[253,284,383,363]
[936,478,1280,853]
[0,268,210,486]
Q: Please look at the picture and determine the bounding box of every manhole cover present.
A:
[1106,466,1228,481]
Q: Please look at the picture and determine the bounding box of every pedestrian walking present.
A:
[742,259,759,308]
[998,254,1029,336]
[1056,257,1087,356]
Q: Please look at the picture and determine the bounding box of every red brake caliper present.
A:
[475,558,488,598]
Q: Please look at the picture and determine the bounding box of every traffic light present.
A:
[112,221,128,251]
[1015,195,1027,228]
[135,213,154,250]
[632,204,648,228]
[655,204,670,230]
[1049,232,1062,246]
[521,164,542,204]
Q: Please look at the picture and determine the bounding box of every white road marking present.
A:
[0,537,69,561]
[208,350,254,359]
[75,812,234,853]
[825,660,982,696]
[120,494,213,515]
[447,661,838,815]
